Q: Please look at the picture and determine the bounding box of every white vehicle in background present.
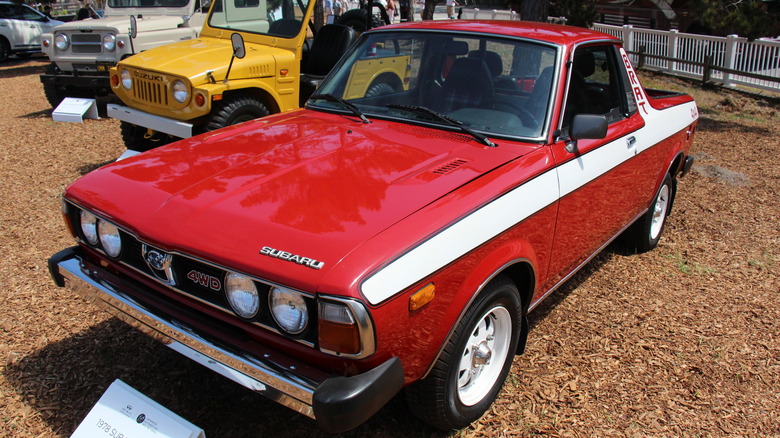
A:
[0,1,63,62]
[39,0,209,108]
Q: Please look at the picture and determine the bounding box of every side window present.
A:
[562,44,635,131]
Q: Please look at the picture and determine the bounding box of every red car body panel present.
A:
[50,20,699,431]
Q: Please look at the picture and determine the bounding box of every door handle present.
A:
[627,136,637,149]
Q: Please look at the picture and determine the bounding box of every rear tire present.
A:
[205,95,269,131]
[623,173,675,253]
[406,275,522,430]
[120,122,175,152]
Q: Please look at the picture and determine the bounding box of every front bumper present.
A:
[40,69,111,91]
[107,103,193,139]
[48,247,404,433]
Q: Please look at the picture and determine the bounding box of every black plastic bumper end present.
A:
[48,246,79,287]
[681,155,695,177]
[313,356,404,433]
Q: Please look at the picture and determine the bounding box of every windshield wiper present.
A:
[309,93,370,123]
[387,104,497,147]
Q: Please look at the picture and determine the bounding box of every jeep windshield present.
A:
[208,0,311,38]
[309,30,560,141]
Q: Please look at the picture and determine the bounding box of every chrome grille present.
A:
[71,33,102,54]
[132,75,169,106]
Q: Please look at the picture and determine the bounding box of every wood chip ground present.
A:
[0,56,778,437]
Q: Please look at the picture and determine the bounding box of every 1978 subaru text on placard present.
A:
[49,20,698,433]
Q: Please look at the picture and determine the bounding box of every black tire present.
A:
[0,37,10,63]
[337,8,383,33]
[364,76,401,98]
[205,95,269,132]
[406,275,522,430]
[120,121,175,152]
[623,173,675,253]
[43,63,68,108]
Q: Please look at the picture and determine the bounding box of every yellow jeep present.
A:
[108,0,409,153]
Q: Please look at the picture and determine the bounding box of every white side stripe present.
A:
[361,170,560,305]
[360,101,698,305]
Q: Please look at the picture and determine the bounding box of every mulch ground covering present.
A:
[0,56,777,437]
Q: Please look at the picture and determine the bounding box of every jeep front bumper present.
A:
[107,103,193,139]
[48,247,404,433]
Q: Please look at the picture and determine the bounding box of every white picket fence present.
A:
[593,24,780,93]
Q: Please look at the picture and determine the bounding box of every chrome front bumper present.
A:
[48,247,403,432]
[107,103,193,139]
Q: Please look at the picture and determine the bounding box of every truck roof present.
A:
[373,20,620,47]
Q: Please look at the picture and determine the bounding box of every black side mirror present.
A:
[565,114,608,154]
[570,114,608,140]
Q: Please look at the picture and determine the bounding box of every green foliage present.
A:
[549,0,598,27]
[689,0,780,40]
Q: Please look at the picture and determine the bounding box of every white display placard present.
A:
[53,98,99,123]
[71,379,205,438]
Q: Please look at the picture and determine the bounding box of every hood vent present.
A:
[432,159,469,175]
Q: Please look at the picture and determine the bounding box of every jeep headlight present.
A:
[98,220,122,258]
[270,287,309,335]
[103,34,116,51]
[225,272,260,319]
[54,33,69,51]
[172,80,188,103]
[120,69,132,90]
[79,210,99,246]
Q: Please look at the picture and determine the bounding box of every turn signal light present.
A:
[409,283,435,311]
[318,301,360,355]
[110,74,119,87]
[195,93,206,107]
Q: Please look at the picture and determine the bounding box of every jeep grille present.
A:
[132,76,169,107]
[71,33,102,54]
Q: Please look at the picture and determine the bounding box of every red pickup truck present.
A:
[49,20,698,432]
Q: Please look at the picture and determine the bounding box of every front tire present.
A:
[0,37,10,63]
[406,275,522,430]
[623,173,675,252]
[43,64,67,108]
[205,95,269,131]
[120,122,175,152]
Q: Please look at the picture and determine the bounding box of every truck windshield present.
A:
[311,31,559,141]
[108,0,190,7]
[208,0,310,38]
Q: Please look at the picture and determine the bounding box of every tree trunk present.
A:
[519,0,548,22]
[422,0,438,20]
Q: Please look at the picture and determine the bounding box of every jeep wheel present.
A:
[205,95,270,131]
[364,75,402,98]
[337,9,384,33]
[42,64,68,108]
[120,122,175,152]
[0,37,10,63]
[623,173,675,253]
[406,275,521,430]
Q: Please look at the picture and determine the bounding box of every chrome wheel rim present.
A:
[457,305,512,406]
[650,184,670,240]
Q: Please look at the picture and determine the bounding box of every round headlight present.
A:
[103,34,116,51]
[80,210,99,245]
[225,273,260,319]
[269,287,309,335]
[54,33,69,51]
[98,220,122,258]
[120,69,132,90]
[172,80,188,103]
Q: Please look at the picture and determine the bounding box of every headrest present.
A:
[573,51,595,77]
[469,50,503,77]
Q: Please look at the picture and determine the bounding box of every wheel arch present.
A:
[369,71,403,91]
[221,87,282,115]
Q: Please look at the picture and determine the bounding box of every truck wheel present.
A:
[43,64,68,108]
[623,173,675,253]
[406,275,521,430]
[0,37,10,63]
[364,75,402,98]
[206,96,270,131]
[120,122,174,152]
[337,9,383,33]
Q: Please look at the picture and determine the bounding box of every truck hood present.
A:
[67,110,527,292]
[53,15,186,33]
[119,38,281,82]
